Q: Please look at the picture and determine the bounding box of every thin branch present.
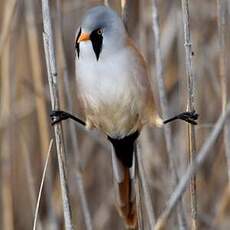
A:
[155,103,230,229]
[41,0,73,229]
[33,139,54,230]
[181,0,197,228]
[152,0,187,228]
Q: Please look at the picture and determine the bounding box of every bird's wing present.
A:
[126,38,157,126]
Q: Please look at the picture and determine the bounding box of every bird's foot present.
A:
[50,110,86,126]
[50,110,72,125]
[163,110,199,125]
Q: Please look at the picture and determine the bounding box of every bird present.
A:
[74,5,155,228]
[50,4,198,229]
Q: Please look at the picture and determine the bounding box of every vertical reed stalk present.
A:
[41,0,73,229]
[181,0,197,229]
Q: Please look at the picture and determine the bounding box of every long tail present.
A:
[108,131,139,229]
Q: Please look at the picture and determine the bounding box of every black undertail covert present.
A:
[108,131,139,168]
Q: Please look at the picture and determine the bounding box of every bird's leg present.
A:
[50,110,86,126]
[163,110,199,125]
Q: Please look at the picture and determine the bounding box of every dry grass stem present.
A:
[33,139,53,230]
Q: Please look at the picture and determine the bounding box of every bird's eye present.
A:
[97,29,103,35]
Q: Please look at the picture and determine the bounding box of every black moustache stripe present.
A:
[90,29,103,60]
[75,28,81,58]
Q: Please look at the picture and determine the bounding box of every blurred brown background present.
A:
[0,0,230,229]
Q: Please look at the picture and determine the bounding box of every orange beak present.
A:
[77,33,90,42]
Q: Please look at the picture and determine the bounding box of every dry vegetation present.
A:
[0,0,230,229]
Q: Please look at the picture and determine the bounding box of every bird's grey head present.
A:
[75,6,127,60]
